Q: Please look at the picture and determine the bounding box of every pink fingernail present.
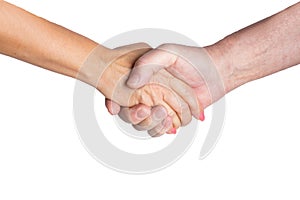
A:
[170,128,177,134]
[199,112,205,121]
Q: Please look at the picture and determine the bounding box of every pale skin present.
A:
[0,1,203,134]
[106,2,300,135]
[2,1,300,136]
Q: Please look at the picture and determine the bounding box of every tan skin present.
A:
[3,1,300,136]
[0,1,203,133]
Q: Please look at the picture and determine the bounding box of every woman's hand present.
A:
[80,43,202,133]
[105,44,228,135]
[0,1,201,134]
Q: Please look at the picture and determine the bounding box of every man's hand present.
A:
[83,43,202,132]
[106,43,230,135]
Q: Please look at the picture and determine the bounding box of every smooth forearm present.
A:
[0,1,155,108]
[206,2,300,93]
[0,1,106,79]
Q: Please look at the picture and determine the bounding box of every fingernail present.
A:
[170,128,177,134]
[154,108,167,120]
[127,74,140,87]
[199,112,205,121]
[137,108,148,119]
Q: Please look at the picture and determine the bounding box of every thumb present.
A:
[126,49,177,89]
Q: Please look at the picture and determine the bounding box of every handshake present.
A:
[79,43,228,137]
[2,1,298,138]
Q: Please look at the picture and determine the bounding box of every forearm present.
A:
[0,1,156,109]
[0,1,108,79]
[206,2,300,92]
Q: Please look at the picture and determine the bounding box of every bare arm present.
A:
[207,2,300,92]
[0,1,200,130]
[0,1,100,78]
[111,2,300,135]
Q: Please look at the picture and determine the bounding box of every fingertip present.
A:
[148,116,173,137]
[136,105,151,120]
[152,106,168,121]
[118,104,151,125]
[110,106,121,115]
[127,65,154,89]
[166,128,177,135]
[126,73,141,89]
[170,128,177,134]
[105,99,121,115]
[199,111,205,121]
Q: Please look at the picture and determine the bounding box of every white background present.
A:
[1,0,300,199]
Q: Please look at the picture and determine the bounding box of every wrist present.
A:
[205,36,247,94]
[77,45,114,90]
[85,43,151,101]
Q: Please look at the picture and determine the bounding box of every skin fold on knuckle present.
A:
[130,71,184,129]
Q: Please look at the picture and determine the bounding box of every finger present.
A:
[160,103,181,129]
[162,89,192,127]
[133,106,168,131]
[114,42,151,53]
[148,116,173,137]
[118,104,151,125]
[112,43,152,71]
[127,49,177,89]
[105,99,121,115]
[169,77,203,120]
[126,45,204,121]
[127,48,203,120]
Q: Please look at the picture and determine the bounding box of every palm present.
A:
[169,55,212,108]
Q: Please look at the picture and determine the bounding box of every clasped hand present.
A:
[81,43,222,137]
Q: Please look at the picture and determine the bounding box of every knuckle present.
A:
[158,43,174,50]
[135,42,151,49]
[181,114,192,126]
[133,124,146,131]
[149,126,165,137]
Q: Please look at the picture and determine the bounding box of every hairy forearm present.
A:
[206,2,300,92]
[0,1,104,78]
